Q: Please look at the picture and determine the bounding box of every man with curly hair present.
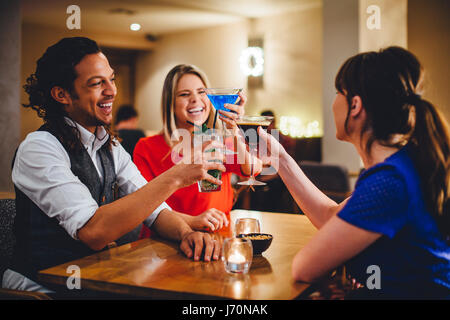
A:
[3,37,225,294]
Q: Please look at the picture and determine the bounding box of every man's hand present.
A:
[180,231,222,262]
[166,140,226,189]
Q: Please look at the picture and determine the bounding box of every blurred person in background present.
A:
[114,104,146,156]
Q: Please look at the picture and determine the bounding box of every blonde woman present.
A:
[134,64,260,237]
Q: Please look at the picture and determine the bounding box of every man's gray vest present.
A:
[10,125,141,282]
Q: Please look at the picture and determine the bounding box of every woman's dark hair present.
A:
[23,37,118,152]
[335,46,450,237]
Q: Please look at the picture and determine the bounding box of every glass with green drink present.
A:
[193,125,225,192]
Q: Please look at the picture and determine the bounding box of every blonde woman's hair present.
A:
[161,64,222,147]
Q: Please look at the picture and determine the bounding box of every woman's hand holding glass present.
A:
[215,91,262,177]
[217,90,246,132]
[257,126,288,166]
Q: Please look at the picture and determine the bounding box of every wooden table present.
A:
[38,210,318,299]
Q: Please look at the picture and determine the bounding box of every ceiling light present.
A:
[130,23,141,31]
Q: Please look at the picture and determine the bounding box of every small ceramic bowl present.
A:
[237,233,273,255]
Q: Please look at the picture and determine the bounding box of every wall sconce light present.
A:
[239,46,264,77]
[240,38,264,88]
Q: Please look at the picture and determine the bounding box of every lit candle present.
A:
[228,252,246,264]
[223,238,252,274]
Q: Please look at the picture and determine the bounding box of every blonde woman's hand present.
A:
[218,90,246,130]
[190,208,229,232]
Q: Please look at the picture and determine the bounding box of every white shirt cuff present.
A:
[143,202,171,228]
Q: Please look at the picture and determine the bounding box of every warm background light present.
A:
[280,116,321,138]
[130,23,141,31]
[239,46,264,77]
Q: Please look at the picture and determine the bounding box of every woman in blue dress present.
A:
[258,46,449,299]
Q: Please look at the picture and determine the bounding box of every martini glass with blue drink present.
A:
[205,88,242,113]
[205,87,242,154]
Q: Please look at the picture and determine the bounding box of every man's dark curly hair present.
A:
[23,37,118,152]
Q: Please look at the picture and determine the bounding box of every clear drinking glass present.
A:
[222,238,253,274]
[234,218,261,236]
[235,115,274,186]
[193,129,224,192]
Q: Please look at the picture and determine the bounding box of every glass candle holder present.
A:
[234,218,261,236]
[222,238,253,274]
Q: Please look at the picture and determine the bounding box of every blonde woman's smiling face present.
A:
[174,73,210,130]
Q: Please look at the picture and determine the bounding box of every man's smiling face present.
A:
[64,52,117,133]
